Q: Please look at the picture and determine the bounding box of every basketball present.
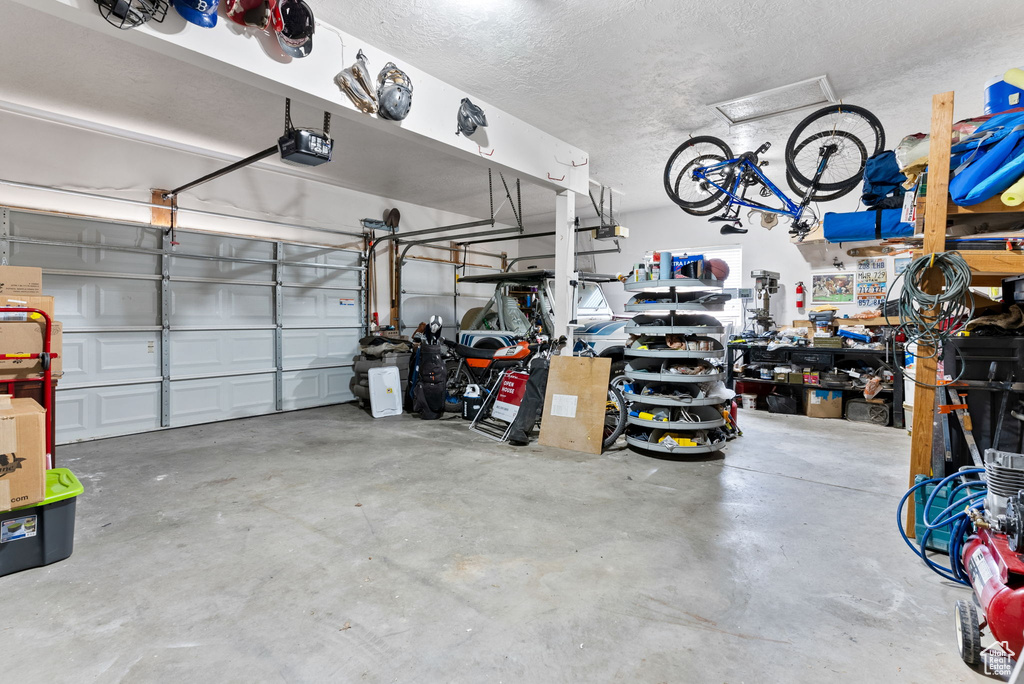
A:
[707,258,730,281]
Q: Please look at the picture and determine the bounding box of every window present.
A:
[670,245,743,334]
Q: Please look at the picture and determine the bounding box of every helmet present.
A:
[274,0,314,57]
[377,62,413,121]
[224,0,282,31]
[172,0,218,27]
[456,98,487,137]
[94,0,169,30]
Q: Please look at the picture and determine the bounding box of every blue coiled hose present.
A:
[897,468,986,585]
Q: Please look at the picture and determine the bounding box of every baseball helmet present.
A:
[377,62,413,121]
[172,0,218,27]
[274,0,314,57]
[224,0,282,31]
[456,98,487,137]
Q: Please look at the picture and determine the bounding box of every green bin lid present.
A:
[12,468,83,511]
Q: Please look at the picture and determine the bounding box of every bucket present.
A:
[741,393,757,410]
[462,384,484,421]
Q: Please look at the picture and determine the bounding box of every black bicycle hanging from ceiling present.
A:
[663,104,884,239]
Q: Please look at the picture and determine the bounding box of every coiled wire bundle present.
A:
[888,251,973,385]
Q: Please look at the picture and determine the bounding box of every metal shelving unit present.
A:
[623,276,733,455]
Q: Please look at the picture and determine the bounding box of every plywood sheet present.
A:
[538,356,611,455]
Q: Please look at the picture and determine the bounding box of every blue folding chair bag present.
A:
[823,208,914,243]
[949,124,1024,205]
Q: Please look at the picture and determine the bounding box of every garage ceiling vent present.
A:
[709,75,837,126]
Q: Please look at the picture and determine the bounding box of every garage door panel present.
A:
[282,367,353,409]
[171,330,274,375]
[282,329,359,368]
[281,265,359,288]
[176,232,274,260]
[56,383,162,443]
[284,245,361,267]
[281,288,360,327]
[403,294,457,337]
[12,243,160,276]
[170,282,273,326]
[169,256,274,282]
[9,210,362,443]
[46,275,159,327]
[170,374,276,426]
[61,331,160,384]
[10,211,161,249]
[404,260,452,293]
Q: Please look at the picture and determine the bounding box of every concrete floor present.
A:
[3,406,994,683]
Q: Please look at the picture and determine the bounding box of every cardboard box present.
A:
[0,295,54,320]
[803,370,820,386]
[0,267,42,296]
[0,320,62,380]
[0,396,46,511]
[788,372,804,384]
[805,389,843,419]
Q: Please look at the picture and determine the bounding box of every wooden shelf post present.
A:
[907,92,955,535]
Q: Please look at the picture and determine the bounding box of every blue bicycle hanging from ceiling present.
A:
[663,104,884,239]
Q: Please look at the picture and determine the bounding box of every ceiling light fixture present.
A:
[708,75,837,126]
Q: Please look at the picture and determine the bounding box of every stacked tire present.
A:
[350,352,412,408]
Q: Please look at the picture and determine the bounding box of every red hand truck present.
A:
[0,307,59,468]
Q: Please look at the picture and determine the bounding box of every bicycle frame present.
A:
[694,158,804,220]
[693,145,836,225]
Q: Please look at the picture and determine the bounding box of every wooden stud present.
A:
[907,91,955,535]
[150,189,173,228]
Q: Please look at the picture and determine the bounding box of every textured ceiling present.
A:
[317,0,1024,215]
[3,0,1024,225]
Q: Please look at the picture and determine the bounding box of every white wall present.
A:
[591,202,901,327]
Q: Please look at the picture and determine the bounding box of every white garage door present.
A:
[400,259,503,340]
[1,208,363,443]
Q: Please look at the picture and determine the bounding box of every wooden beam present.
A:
[908,91,955,536]
[917,194,1024,219]
[150,189,173,228]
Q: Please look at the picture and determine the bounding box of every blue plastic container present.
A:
[985,75,1024,115]
[914,474,951,553]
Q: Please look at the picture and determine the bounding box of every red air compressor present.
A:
[953,451,1024,668]
[959,528,1024,666]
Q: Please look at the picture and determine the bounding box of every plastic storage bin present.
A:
[1,468,83,577]
[913,474,960,554]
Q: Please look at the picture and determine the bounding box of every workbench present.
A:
[727,342,906,428]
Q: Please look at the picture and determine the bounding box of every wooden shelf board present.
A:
[917,194,1024,216]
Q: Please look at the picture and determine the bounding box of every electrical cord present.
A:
[896,468,986,585]
[887,251,973,388]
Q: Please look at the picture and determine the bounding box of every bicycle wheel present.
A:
[664,136,734,215]
[603,385,627,449]
[785,165,857,203]
[785,104,884,192]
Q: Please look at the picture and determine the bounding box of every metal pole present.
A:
[456,224,594,247]
[162,145,279,199]
[504,246,621,272]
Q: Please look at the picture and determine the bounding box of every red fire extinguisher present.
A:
[795,281,805,313]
